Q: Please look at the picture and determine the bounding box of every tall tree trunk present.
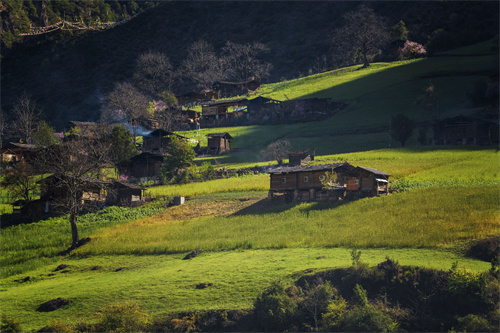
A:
[70,212,79,249]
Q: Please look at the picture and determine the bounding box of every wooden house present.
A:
[267,163,354,202]
[343,166,392,197]
[107,181,146,207]
[288,148,316,166]
[201,98,248,121]
[37,174,109,213]
[207,132,233,155]
[433,115,498,146]
[244,96,282,118]
[142,129,186,154]
[1,142,39,164]
[213,79,261,98]
[118,152,165,181]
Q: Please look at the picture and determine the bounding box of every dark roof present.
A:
[1,142,38,150]
[202,98,248,106]
[244,96,282,104]
[68,121,98,127]
[143,129,186,139]
[215,79,260,86]
[289,148,316,155]
[267,162,350,174]
[38,174,111,185]
[352,166,392,177]
[112,180,145,190]
[128,152,167,162]
[207,132,233,139]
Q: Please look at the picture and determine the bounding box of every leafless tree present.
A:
[133,51,178,96]
[182,40,227,90]
[1,160,38,203]
[11,92,42,144]
[261,139,291,165]
[101,81,149,145]
[222,41,272,82]
[331,5,389,68]
[34,135,112,249]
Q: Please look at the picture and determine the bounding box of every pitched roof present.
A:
[267,162,350,174]
[1,142,38,151]
[207,132,233,139]
[353,166,392,177]
[202,98,248,106]
[289,148,316,155]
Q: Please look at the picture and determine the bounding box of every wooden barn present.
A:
[201,98,248,121]
[142,129,186,154]
[288,148,316,166]
[244,96,282,118]
[207,132,233,155]
[267,163,354,202]
[213,79,261,98]
[433,115,498,146]
[343,166,392,198]
[118,152,165,181]
[107,181,146,207]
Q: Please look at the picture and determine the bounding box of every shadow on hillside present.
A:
[231,197,352,217]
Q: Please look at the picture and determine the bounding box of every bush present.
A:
[38,320,74,333]
[0,314,23,333]
[253,282,298,332]
[340,305,400,332]
[92,301,150,333]
[455,314,494,332]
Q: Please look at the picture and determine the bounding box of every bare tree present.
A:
[1,160,38,203]
[11,92,42,144]
[331,5,390,68]
[261,139,291,165]
[222,41,272,82]
[133,51,177,96]
[101,81,149,145]
[34,136,112,249]
[182,40,227,90]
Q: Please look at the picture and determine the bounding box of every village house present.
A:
[107,180,146,207]
[207,132,233,155]
[141,129,186,154]
[244,96,282,120]
[288,148,316,166]
[267,162,391,202]
[117,152,165,183]
[213,79,261,98]
[176,90,219,106]
[1,142,40,164]
[201,98,248,121]
[433,115,499,146]
[32,174,109,215]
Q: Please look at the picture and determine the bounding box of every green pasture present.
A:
[1,247,492,331]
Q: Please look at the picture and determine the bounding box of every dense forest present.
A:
[1,1,498,130]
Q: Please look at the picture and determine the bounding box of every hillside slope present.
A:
[1,1,498,131]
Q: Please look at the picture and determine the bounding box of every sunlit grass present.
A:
[79,185,499,256]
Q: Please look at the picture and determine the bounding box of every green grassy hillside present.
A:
[1,147,498,331]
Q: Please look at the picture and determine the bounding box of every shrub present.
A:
[253,282,297,332]
[320,297,348,330]
[340,305,400,332]
[399,40,426,59]
[0,314,23,333]
[38,320,74,333]
[455,314,494,332]
[92,301,150,333]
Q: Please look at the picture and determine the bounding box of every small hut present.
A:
[288,148,316,166]
[107,181,146,206]
[344,166,392,197]
[1,142,39,164]
[207,133,233,155]
[433,115,498,146]
[142,129,186,154]
[118,152,165,181]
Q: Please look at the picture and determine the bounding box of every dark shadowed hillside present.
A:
[1,1,498,131]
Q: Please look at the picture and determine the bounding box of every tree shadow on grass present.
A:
[231,197,353,217]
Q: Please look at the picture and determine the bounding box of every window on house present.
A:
[282,178,286,184]
[304,176,309,182]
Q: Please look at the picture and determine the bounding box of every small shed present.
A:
[142,129,186,154]
[288,148,316,166]
[118,152,165,181]
[344,166,392,197]
[107,181,146,206]
[207,132,233,155]
[267,163,354,202]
